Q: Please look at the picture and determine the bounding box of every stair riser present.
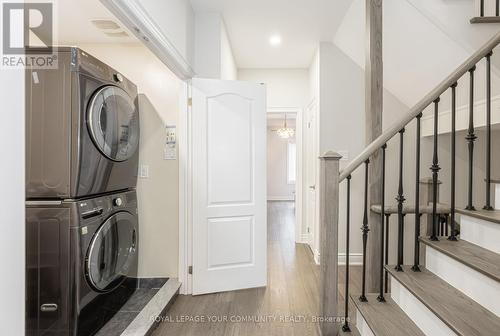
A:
[355,309,375,336]
[390,277,456,336]
[425,246,500,317]
[460,215,500,253]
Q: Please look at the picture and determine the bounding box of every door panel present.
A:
[192,78,266,295]
[207,94,253,205]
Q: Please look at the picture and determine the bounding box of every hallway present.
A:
[153,201,360,336]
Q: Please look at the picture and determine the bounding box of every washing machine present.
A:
[26,190,139,336]
[26,47,140,199]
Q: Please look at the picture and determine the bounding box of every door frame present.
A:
[267,107,304,245]
[178,81,192,294]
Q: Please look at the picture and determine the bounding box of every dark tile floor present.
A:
[95,278,169,336]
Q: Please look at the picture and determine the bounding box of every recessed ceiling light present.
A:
[269,34,282,46]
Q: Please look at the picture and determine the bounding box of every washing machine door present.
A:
[87,85,139,162]
[86,211,138,292]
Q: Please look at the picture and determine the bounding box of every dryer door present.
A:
[87,85,139,162]
[86,211,138,292]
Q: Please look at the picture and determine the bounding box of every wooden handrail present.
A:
[339,31,500,182]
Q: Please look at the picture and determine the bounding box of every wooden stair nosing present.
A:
[470,16,500,24]
[386,265,500,336]
[420,237,500,282]
[350,294,424,336]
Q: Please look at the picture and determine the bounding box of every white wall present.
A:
[238,69,309,108]
[267,127,295,200]
[194,12,221,79]
[312,42,409,258]
[0,64,25,335]
[238,68,308,243]
[220,21,237,80]
[138,0,195,67]
[79,43,182,278]
[194,12,237,80]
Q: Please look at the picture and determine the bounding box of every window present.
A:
[287,142,296,184]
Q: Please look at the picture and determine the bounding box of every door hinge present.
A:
[187,97,192,107]
[188,266,193,275]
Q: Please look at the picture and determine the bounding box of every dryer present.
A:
[26,190,139,336]
[26,47,140,199]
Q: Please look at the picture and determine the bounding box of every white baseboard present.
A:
[338,253,363,266]
[308,251,362,266]
[299,233,310,244]
[267,196,295,201]
[313,249,320,265]
[422,93,500,137]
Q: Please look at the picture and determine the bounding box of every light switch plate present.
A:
[139,164,149,178]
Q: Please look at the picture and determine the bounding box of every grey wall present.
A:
[316,42,410,257]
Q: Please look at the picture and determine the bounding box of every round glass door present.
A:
[87,85,139,162]
[86,211,137,292]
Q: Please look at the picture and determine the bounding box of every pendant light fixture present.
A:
[275,114,295,139]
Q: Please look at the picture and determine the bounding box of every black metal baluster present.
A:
[384,214,390,293]
[497,0,499,16]
[359,160,370,302]
[445,216,449,236]
[343,175,352,332]
[485,52,493,210]
[412,114,423,272]
[449,83,458,241]
[481,0,485,16]
[378,145,387,302]
[466,66,477,211]
[396,129,406,272]
[431,98,441,241]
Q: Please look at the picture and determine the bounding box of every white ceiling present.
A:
[190,0,354,69]
[54,0,137,45]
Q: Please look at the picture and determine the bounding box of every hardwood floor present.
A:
[152,201,361,336]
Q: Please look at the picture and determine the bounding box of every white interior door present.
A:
[191,78,267,295]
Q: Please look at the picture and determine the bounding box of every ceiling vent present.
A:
[91,19,129,38]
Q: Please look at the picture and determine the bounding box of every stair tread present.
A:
[420,237,500,282]
[371,203,450,215]
[457,208,500,225]
[351,294,424,336]
[387,265,500,336]
[470,16,500,24]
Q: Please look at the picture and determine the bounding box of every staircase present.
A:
[318,31,500,336]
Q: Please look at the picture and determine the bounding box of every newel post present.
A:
[319,151,342,336]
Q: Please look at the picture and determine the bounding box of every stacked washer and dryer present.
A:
[26,48,141,336]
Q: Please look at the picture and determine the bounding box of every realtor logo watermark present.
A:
[1,1,57,69]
